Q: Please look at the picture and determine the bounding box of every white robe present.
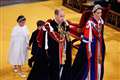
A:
[9,24,29,65]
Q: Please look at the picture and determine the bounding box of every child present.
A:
[28,20,42,68]
[9,15,29,78]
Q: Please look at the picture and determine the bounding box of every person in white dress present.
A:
[9,15,29,78]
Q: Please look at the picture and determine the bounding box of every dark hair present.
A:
[37,20,45,27]
[17,15,26,22]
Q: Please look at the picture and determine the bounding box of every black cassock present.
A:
[27,31,49,80]
[28,29,39,65]
[48,20,72,80]
[29,29,39,55]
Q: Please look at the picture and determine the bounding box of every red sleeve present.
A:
[83,22,90,40]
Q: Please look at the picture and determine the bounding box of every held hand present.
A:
[27,46,31,50]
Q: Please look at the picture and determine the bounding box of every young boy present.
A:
[28,20,43,67]
[27,20,58,80]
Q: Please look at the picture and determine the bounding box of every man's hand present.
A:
[59,38,65,43]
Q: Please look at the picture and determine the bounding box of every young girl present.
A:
[9,15,29,78]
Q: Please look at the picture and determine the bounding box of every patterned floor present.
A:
[0,0,120,80]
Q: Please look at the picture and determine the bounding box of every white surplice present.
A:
[9,24,29,65]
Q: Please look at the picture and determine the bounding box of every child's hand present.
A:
[27,46,31,50]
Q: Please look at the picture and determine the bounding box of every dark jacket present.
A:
[29,29,39,55]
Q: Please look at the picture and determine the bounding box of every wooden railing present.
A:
[62,0,87,13]
[106,10,120,30]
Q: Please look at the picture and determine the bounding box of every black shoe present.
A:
[28,59,32,68]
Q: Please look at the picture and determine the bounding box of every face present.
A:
[55,10,65,24]
[93,9,102,19]
[38,26,43,30]
[18,20,26,27]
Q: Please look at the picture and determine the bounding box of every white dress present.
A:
[9,24,29,65]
